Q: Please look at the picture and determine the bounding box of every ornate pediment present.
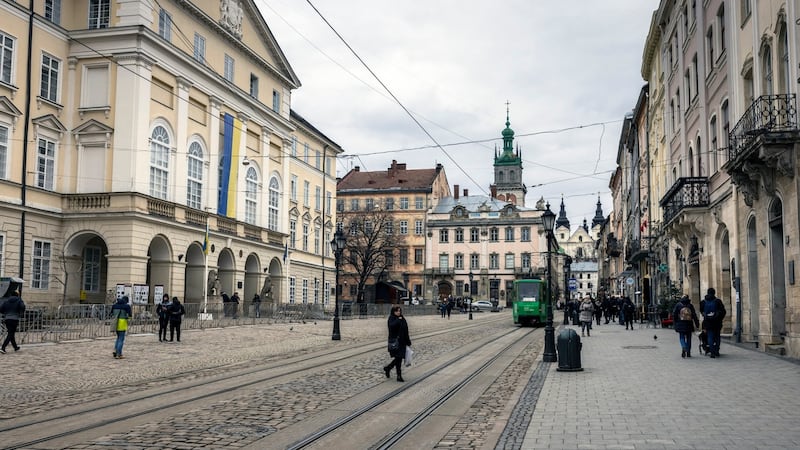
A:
[219,0,244,39]
[73,119,114,148]
[32,114,67,138]
[0,96,22,129]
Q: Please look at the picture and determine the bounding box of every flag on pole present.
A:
[283,243,288,263]
[203,222,210,255]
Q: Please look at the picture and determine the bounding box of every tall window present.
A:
[691,54,698,100]
[223,54,234,81]
[88,0,110,29]
[290,175,297,201]
[45,0,61,24]
[326,191,331,214]
[324,281,330,305]
[187,142,203,209]
[521,252,531,269]
[303,180,310,207]
[302,223,309,251]
[268,177,279,231]
[399,197,409,209]
[0,32,14,85]
[193,33,205,63]
[289,277,296,304]
[415,220,423,235]
[249,74,259,99]
[272,90,280,113]
[385,198,394,210]
[314,227,320,254]
[778,22,789,94]
[0,124,9,179]
[709,116,718,173]
[521,226,531,241]
[706,27,714,72]
[455,228,464,242]
[399,220,408,235]
[415,197,424,209]
[490,227,499,242]
[489,253,499,269]
[83,246,101,292]
[761,45,773,96]
[505,253,515,269]
[350,198,359,211]
[315,186,321,211]
[439,229,449,243]
[315,151,321,169]
[470,228,479,242]
[454,253,463,269]
[291,136,297,157]
[438,254,449,269]
[149,126,170,199]
[41,54,60,103]
[314,278,319,304]
[470,253,479,269]
[245,167,258,224]
[32,240,51,289]
[365,198,374,211]
[37,138,55,190]
[289,220,297,249]
[400,248,409,265]
[741,0,751,22]
[505,227,514,241]
[415,248,424,265]
[304,143,310,163]
[158,8,171,41]
[721,100,730,150]
[717,5,726,53]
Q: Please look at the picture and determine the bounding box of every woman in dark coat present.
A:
[168,297,186,342]
[383,306,411,382]
[673,295,700,358]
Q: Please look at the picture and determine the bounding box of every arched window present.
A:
[762,44,773,96]
[696,136,702,176]
[187,141,203,209]
[245,167,258,224]
[150,125,170,199]
[709,116,718,172]
[497,171,504,183]
[509,170,515,181]
[688,148,694,176]
[268,176,280,231]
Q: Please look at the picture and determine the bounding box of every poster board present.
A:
[132,284,149,305]
[116,284,132,302]
[154,285,164,303]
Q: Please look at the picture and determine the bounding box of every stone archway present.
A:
[436,281,452,301]
[63,232,110,304]
[718,229,732,334]
[243,253,261,315]
[216,249,236,296]
[267,258,283,304]
[183,243,206,302]
[768,198,786,340]
[147,236,173,304]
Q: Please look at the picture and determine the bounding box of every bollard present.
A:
[556,328,583,372]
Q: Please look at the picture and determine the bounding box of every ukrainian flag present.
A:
[202,221,209,255]
[218,113,242,217]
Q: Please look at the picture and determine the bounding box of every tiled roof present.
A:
[338,162,440,192]
[431,195,531,213]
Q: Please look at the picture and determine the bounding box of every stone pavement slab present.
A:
[522,323,800,450]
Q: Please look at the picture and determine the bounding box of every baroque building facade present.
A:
[616,0,800,357]
[0,0,342,309]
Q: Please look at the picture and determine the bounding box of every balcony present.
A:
[626,237,653,263]
[606,236,621,257]
[659,177,709,226]
[726,94,799,207]
[427,267,455,277]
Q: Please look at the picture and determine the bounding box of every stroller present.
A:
[698,328,711,355]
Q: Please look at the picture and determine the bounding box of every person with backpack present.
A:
[111,296,132,359]
[672,295,700,358]
[700,288,726,358]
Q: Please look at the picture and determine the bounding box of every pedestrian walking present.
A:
[221,291,230,317]
[168,297,186,342]
[593,296,603,325]
[111,296,132,359]
[623,297,636,330]
[700,288,726,358]
[440,299,447,318]
[672,295,700,358]
[156,294,171,342]
[252,293,262,318]
[1,289,25,353]
[579,296,594,337]
[446,297,453,319]
[231,292,240,319]
[383,306,411,382]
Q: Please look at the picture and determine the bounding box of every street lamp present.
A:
[541,203,557,363]
[563,255,572,325]
[468,271,474,320]
[331,229,347,340]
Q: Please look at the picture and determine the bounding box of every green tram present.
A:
[511,278,548,326]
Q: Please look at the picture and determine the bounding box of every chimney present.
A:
[454,185,459,200]
[388,160,398,177]
[354,166,360,172]
[490,185,497,199]
[463,189,468,197]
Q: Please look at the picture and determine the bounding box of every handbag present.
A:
[388,337,400,352]
[404,346,414,366]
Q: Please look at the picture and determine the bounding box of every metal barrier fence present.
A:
[1,302,439,345]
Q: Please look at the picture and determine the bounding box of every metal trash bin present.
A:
[556,328,583,372]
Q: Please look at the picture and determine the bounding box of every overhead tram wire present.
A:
[303,0,488,197]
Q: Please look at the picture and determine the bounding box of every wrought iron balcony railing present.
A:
[728,94,798,160]
[659,177,709,225]
[626,237,653,263]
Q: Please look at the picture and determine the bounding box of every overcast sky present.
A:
[257,0,659,231]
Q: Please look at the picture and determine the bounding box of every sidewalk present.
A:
[522,322,800,450]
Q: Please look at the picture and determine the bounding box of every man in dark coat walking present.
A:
[673,295,700,357]
[700,288,726,358]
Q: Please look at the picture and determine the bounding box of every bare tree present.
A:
[339,207,405,303]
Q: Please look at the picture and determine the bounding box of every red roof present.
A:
[337,160,442,192]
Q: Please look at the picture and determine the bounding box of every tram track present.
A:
[2,316,514,449]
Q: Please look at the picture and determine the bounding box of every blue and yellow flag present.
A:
[202,221,209,255]
[218,113,242,217]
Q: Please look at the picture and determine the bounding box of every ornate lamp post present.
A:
[563,255,572,325]
[541,203,557,363]
[468,271,474,320]
[331,229,346,341]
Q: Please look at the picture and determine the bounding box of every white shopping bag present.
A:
[404,346,414,366]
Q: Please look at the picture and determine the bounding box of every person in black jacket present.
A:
[383,306,412,382]
[156,294,171,342]
[1,290,26,353]
[673,295,700,358]
[700,288,726,358]
[168,297,186,342]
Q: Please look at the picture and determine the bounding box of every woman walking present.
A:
[579,296,594,337]
[111,296,132,359]
[673,295,700,358]
[383,306,411,382]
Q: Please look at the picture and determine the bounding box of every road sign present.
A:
[568,279,577,291]
[626,277,635,286]
[658,263,668,273]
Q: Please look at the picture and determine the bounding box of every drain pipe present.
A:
[18,0,34,278]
